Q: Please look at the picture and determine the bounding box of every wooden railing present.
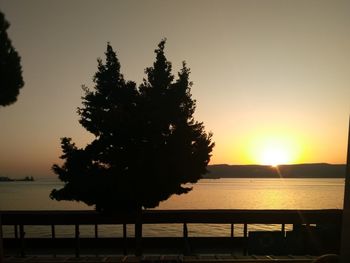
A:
[0,209,342,257]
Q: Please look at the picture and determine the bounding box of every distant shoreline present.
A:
[0,163,346,180]
[205,163,346,179]
[0,176,34,182]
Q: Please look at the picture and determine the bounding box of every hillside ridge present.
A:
[205,163,346,178]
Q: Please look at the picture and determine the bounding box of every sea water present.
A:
[0,178,344,238]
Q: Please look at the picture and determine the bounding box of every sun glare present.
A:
[245,133,301,166]
[260,146,290,167]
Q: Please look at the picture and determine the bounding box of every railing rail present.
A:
[0,209,343,257]
[0,209,342,225]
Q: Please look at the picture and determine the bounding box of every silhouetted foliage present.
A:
[0,11,24,107]
[50,40,214,212]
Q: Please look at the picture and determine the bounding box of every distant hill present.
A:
[205,163,346,179]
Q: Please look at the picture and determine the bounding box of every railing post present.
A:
[123,223,127,255]
[0,214,4,263]
[51,225,55,239]
[94,224,98,257]
[94,224,98,239]
[75,224,80,258]
[51,225,56,257]
[19,225,25,257]
[183,223,191,255]
[14,225,18,239]
[183,223,188,238]
[243,224,248,256]
[230,223,235,254]
[135,209,142,256]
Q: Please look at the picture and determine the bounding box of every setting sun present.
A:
[259,146,290,167]
[239,131,302,166]
[256,137,299,166]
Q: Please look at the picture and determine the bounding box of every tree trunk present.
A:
[340,117,350,263]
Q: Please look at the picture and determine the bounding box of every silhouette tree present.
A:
[0,11,24,107]
[51,40,214,212]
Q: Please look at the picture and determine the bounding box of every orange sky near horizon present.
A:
[213,120,349,166]
[0,0,349,177]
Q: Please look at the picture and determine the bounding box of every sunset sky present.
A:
[1,0,349,178]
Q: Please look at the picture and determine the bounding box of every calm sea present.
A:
[0,178,345,238]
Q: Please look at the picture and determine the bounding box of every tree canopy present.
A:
[50,40,214,212]
[0,11,24,107]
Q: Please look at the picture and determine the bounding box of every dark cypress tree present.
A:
[51,40,214,212]
[50,44,139,211]
[0,11,24,107]
[137,40,214,208]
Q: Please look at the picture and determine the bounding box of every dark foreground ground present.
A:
[4,254,319,263]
